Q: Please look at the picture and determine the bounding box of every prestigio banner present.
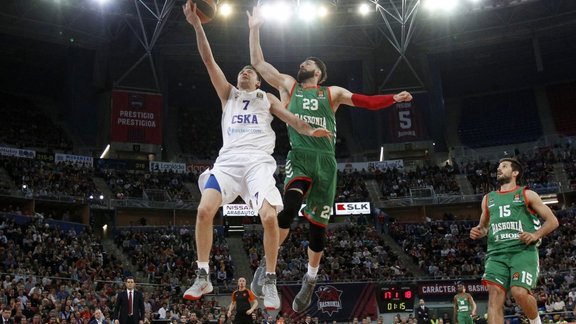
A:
[111,90,163,145]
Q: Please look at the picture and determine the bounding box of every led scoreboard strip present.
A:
[376,284,416,313]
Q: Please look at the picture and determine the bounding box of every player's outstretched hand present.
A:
[247,6,265,29]
[469,226,487,240]
[309,127,332,138]
[393,91,413,102]
[182,0,201,28]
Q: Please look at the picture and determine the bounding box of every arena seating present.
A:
[458,90,543,148]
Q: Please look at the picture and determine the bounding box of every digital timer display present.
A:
[377,285,415,313]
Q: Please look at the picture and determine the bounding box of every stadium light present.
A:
[424,0,459,13]
[358,3,371,16]
[219,2,232,17]
[318,5,328,18]
[297,2,317,21]
[260,0,332,24]
[261,1,293,23]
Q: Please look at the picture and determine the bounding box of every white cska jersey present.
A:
[219,87,276,156]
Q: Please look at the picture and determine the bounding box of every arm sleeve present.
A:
[351,93,396,110]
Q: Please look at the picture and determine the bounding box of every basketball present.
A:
[194,0,217,24]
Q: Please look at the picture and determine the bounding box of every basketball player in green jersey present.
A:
[453,284,476,324]
[247,7,412,312]
[470,157,558,324]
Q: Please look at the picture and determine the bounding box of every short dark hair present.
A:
[499,157,524,180]
[241,65,261,82]
[306,57,327,84]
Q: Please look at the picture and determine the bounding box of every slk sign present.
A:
[334,202,370,215]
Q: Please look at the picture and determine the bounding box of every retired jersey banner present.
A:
[385,93,429,143]
[417,280,487,300]
[279,283,377,322]
[111,90,163,144]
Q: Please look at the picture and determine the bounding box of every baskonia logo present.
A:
[315,285,343,316]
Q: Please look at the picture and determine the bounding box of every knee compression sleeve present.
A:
[277,180,309,229]
[308,223,326,253]
[277,189,303,229]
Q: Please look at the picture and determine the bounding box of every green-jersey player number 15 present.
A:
[377,285,415,313]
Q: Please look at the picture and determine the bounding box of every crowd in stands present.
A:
[113,227,234,291]
[0,94,73,152]
[97,170,195,202]
[335,171,369,202]
[243,222,412,283]
[462,150,560,195]
[1,202,576,323]
[0,157,103,204]
[370,162,461,200]
[0,155,196,204]
[0,212,245,324]
[389,219,484,279]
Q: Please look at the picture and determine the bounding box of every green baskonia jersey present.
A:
[486,186,541,254]
[455,294,471,314]
[286,84,336,154]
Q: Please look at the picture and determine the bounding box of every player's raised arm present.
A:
[183,0,231,104]
[470,195,490,240]
[267,93,331,138]
[329,86,413,112]
[247,7,295,94]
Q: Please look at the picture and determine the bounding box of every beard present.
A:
[297,69,315,82]
[497,174,512,185]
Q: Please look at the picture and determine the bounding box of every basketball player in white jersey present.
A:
[182,0,331,310]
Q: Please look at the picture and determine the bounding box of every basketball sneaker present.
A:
[262,273,280,310]
[183,268,213,300]
[292,274,317,312]
[250,257,266,298]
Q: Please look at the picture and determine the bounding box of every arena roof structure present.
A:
[1,0,575,91]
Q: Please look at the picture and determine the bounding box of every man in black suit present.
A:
[113,277,145,324]
[2,308,13,324]
[415,299,431,324]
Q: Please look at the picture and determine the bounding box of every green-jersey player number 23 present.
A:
[302,98,319,111]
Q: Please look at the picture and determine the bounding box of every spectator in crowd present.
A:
[2,308,14,324]
[88,309,108,324]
